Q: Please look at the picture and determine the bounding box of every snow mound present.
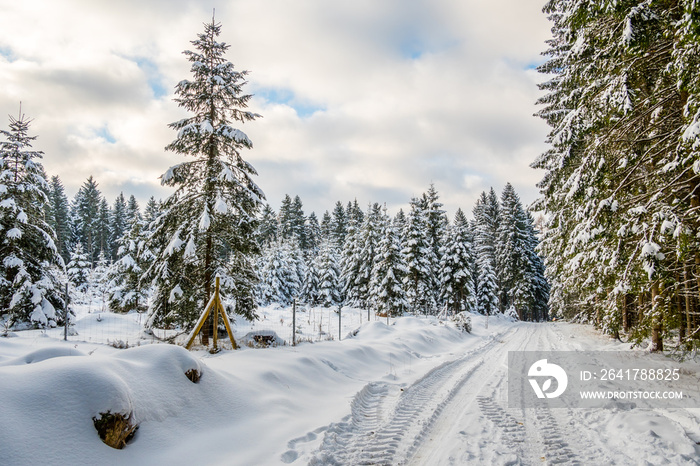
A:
[0,345,86,367]
[0,344,208,464]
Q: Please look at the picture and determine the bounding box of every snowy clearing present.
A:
[1,312,699,465]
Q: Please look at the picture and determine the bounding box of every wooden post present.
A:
[64,283,69,341]
[651,281,663,352]
[292,299,296,346]
[212,277,219,351]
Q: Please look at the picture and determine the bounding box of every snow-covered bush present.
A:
[451,311,472,333]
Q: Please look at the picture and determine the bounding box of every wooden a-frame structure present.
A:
[185,276,238,350]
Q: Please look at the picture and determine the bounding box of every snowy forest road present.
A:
[302,322,700,465]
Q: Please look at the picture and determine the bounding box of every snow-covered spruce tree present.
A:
[302,252,322,306]
[424,183,448,300]
[110,193,127,262]
[258,240,299,306]
[126,195,141,224]
[91,250,111,312]
[330,201,347,248]
[354,203,383,308]
[534,1,700,349]
[496,183,535,317]
[402,197,437,314]
[0,110,64,328]
[476,253,499,317]
[370,219,408,317]
[96,197,111,265]
[317,240,341,307]
[144,197,160,224]
[71,176,103,265]
[439,208,476,314]
[341,215,363,306]
[108,216,153,313]
[305,212,321,255]
[146,17,263,338]
[67,242,91,295]
[473,190,500,314]
[47,175,72,263]
[257,203,278,247]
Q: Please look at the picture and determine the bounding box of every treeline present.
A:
[255,183,549,321]
[534,1,700,350]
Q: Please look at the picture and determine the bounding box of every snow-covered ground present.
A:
[1,312,699,465]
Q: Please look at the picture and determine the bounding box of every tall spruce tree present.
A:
[146,16,264,337]
[0,110,63,328]
[439,208,476,314]
[402,197,437,314]
[370,219,408,317]
[72,176,102,265]
[47,175,72,263]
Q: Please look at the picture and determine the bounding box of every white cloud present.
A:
[0,0,551,218]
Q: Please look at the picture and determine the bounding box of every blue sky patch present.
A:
[95,126,116,144]
[131,56,168,98]
[255,86,325,118]
[0,46,16,62]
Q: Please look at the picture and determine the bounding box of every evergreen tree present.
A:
[258,240,298,306]
[108,216,153,313]
[146,16,263,335]
[110,192,127,262]
[72,176,102,265]
[321,210,332,242]
[473,190,500,310]
[340,215,362,306]
[291,195,307,250]
[330,201,347,248]
[402,197,437,314]
[92,250,111,312]
[47,175,72,263]
[277,194,294,240]
[439,209,476,314]
[126,195,141,224]
[305,212,321,255]
[496,183,533,314]
[302,253,322,306]
[0,110,63,327]
[96,197,111,264]
[258,203,278,246]
[355,203,383,308]
[67,242,91,294]
[144,196,160,225]
[317,240,341,307]
[370,220,408,317]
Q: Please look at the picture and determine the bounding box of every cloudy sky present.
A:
[0,0,552,219]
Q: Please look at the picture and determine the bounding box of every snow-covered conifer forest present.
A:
[533,1,700,351]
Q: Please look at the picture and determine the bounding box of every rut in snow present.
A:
[307,354,486,465]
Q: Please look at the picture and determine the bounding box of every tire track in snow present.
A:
[304,329,514,465]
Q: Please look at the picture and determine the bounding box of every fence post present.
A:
[338,303,342,341]
[292,298,296,346]
[64,283,69,341]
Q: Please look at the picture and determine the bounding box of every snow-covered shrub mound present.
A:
[241,329,285,347]
[0,346,86,366]
[451,312,472,333]
[0,343,207,463]
[505,306,520,321]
